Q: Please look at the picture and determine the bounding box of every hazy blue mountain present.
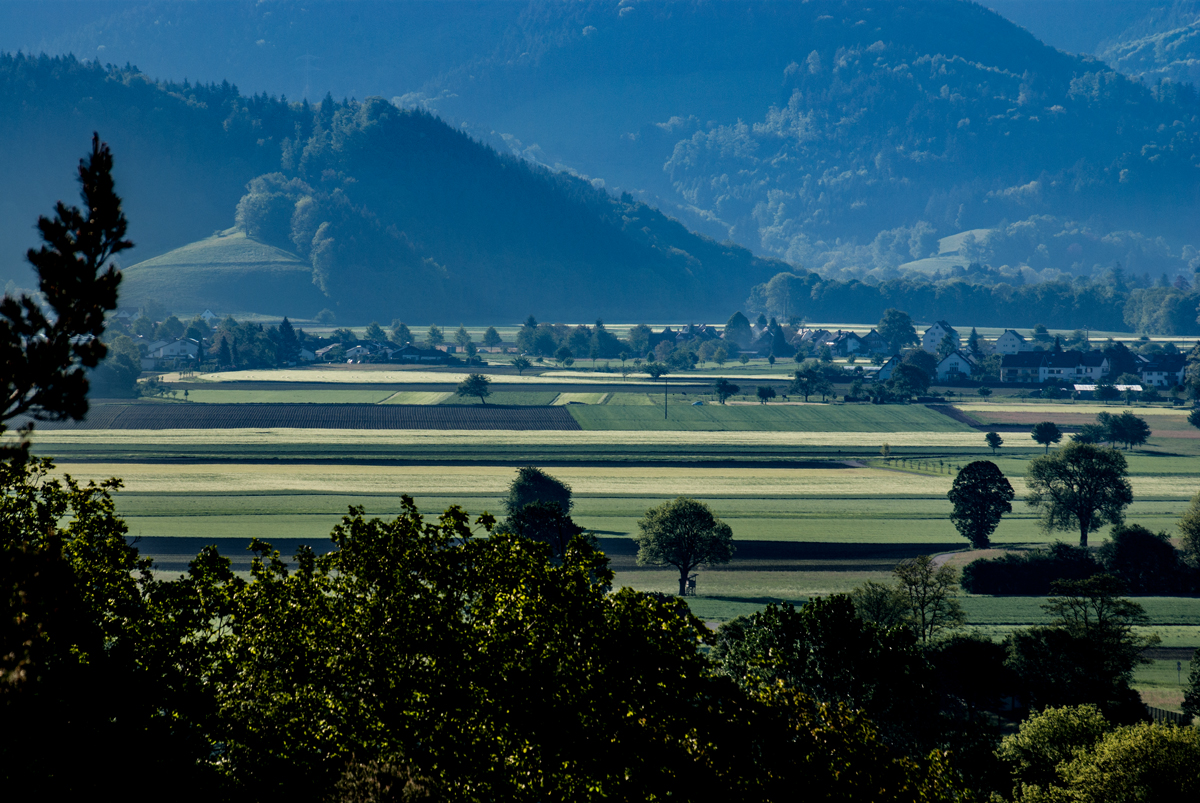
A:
[1096,1,1200,88]
[4,1,1200,316]
[0,54,783,321]
[409,1,1200,282]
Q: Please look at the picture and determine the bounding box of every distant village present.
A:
[111,307,1191,394]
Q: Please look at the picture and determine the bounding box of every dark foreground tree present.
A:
[1031,421,1063,454]
[893,555,967,643]
[636,497,734,596]
[1005,575,1156,721]
[1025,442,1133,547]
[948,461,1015,548]
[2,133,129,456]
[985,431,1003,454]
[713,596,938,750]
[505,500,590,562]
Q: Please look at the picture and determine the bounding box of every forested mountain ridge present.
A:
[410,0,1200,282]
[0,53,785,320]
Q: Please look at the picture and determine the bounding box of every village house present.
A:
[1137,353,1186,387]
[921,320,959,354]
[1000,349,1109,384]
[828,330,864,357]
[994,329,1032,355]
[873,354,901,382]
[859,329,890,355]
[936,350,975,381]
[391,344,454,364]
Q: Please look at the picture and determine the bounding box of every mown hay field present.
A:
[569,404,977,432]
[956,403,1189,417]
[183,389,398,404]
[196,368,706,386]
[25,427,1009,449]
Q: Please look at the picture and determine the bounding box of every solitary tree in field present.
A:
[985,432,1003,455]
[1025,441,1133,547]
[713,378,739,404]
[482,326,502,349]
[977,386,992,398]
[456,373,491,404]
[511,356,532,375]
[947,460,1014,548]
[454,325,472,349]
[636,497,734,596]
[756,386,776,404]
[1031,421,1063,454]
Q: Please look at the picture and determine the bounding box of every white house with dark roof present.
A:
[922,320,959,354]
[936,350,975,381]
[995,329,1032,355]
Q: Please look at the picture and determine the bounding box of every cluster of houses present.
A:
[854,321,1187,388]
[313,342,462,364]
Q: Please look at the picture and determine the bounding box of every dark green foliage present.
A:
[504,500,591,563]
[713,597,938,751]
[985,431,1003,454]
[2,133,127,450]
[889,363,932,398]
[1185,649,1200,720]
[961,543,1102,595]
[1031,421,1063,453]
[1098,410,1152,450]
[1025,442,1134,547]
[504,466,573,516]
[712,378,739,404]
[455,372,491,403]
[276,316,301,364]
[1005,575,1157,723]
[635,497,733,596]
[755,385,776,404]
[877,309,918,353]
[1098,524,1190,595]
[1,455,236,796]
[902,348,938,377]
[947,460,1015,549]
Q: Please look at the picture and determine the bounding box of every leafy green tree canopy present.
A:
[1031,421,1063,453]
[455,372,491,403]
[635,497,733,596]
[1025,442,1134,547]
[504,466,572,516]
[877,308,918,354]
[948,460,1015,549]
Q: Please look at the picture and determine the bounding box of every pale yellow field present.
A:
[24,428,1007,448]
[552,393,609,405]
[379,391,453,404]
[52,463,953,497]
[957,403,1188,417]
[190,369,701,386]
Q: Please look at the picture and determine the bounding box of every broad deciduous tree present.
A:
[635,497,734,596]
[1025,442,1133,547]
[1030,421,1063,454]
[456,372,491,403]
[948,460,1014,548]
